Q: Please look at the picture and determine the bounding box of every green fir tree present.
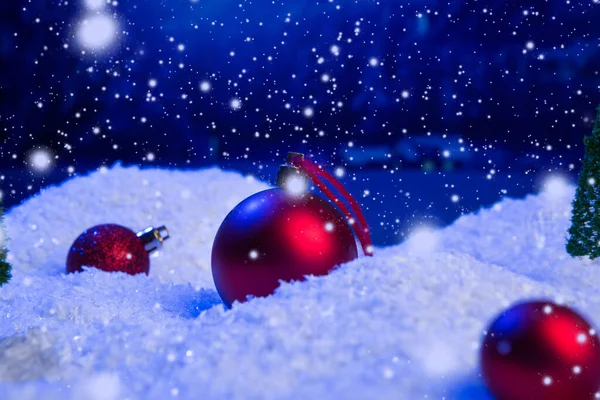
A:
[567,106,600,259]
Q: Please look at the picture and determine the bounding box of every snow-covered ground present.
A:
[0,166,596,400]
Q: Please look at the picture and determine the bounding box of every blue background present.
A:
[1,0,599,244]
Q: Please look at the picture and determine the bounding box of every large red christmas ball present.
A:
[211,188,359,307]
[481,300,600,400]
[67,224,150,275]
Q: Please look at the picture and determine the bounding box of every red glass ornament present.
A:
[212,188,359,308]
[66,224,169,275]
[481,300,600,400]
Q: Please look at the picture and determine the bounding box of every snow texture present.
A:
[0,166,596,399]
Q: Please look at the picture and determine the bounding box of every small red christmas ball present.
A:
[481,300,600,400]
[211,188,358,307]
[67,224,150,275]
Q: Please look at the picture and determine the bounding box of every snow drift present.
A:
[0,166,596,400]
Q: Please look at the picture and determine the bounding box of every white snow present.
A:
[1,165,598,399]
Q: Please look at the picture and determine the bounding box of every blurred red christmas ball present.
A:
[67,224,169,275]
[211,188,358,307]
[481,300,600,400]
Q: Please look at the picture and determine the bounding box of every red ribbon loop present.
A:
[289,155,374,257]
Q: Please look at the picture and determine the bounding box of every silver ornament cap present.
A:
[276,152,308,193]
[137,226,170,253]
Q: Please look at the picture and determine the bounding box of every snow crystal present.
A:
[1,165,599,399]
[27,148,54,172]
[229,98,242,110]
[76,14,118,51]
[199,80,211,93]
[83,0,106,11]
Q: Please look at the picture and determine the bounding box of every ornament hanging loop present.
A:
[283,152,374,257]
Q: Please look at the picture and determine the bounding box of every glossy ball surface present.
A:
[212,188,358,307]
[66,224,149,275]
[481,300,600,400]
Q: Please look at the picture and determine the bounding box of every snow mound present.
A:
[0,166,597,400]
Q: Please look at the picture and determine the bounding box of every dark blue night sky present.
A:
[1,0,599,244]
